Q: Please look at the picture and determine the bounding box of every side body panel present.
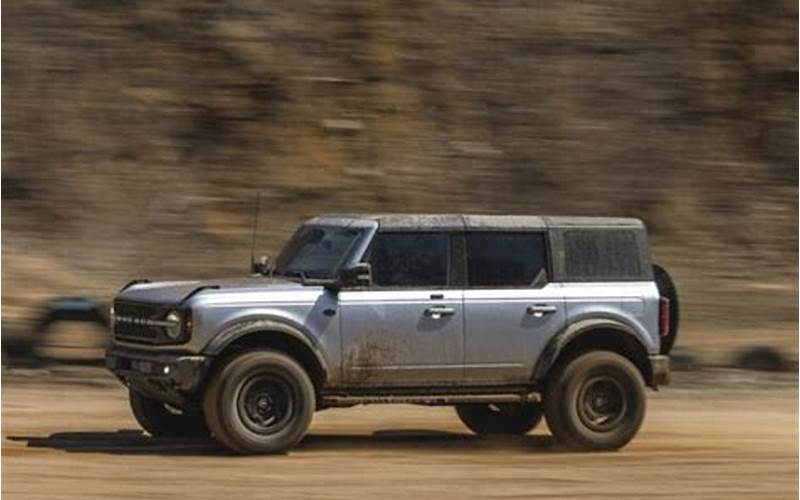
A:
[561,281,661,354]
[463,284,565,384]
[338,289,464,386]
[191,288,343,384]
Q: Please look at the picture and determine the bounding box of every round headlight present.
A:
[164,310,182,340]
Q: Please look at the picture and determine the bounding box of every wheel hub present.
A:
[238,375,294,434]
[577,376,627,432]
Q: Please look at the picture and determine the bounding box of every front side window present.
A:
[364,232,449,287]
[274,225,366,279]
[466,232,547,287]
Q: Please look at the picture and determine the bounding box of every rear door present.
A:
[339,231,464,386]
[463,231,565,384]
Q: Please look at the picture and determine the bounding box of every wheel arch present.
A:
[532,319,654,388]
[203,319,328,391]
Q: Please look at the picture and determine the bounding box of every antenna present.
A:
[249,191,261,272]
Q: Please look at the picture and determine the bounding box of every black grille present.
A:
[113,300,166,344]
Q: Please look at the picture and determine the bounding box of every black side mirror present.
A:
[339,263,372,287]
[251,255,273,276]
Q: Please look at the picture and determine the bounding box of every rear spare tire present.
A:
[653,264,679,355]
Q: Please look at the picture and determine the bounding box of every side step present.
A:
[321,392,541,407]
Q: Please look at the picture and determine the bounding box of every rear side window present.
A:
[563,229,642,280]
[365,232,449,287]
[466,232,547,287]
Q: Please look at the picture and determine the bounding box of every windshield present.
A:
[274,225,367,280]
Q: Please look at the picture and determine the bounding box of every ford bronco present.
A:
[106,214,678,454]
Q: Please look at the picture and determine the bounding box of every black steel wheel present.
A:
[237,374,295,435]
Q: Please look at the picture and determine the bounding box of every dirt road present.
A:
[2,367,797,499]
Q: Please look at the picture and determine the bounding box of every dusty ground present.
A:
[2,367,797,500]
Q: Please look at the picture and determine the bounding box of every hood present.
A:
[116,276,304,305]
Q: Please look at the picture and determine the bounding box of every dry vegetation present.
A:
[2,1,797,352]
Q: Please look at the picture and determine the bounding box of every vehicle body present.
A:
[106,214,678,454]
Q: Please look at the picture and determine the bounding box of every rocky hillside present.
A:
[2,1,797,346]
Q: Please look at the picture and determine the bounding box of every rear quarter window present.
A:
[563,229,643,280]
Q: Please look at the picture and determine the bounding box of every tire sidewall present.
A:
[456,403,543,435]
[129,390,208,437]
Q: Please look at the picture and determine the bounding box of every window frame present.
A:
[463,230,551,289]
[359,230,460,290]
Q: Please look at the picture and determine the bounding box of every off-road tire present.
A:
[544,351,646,451]
[455,403,543,435]
[203,349,315,454]
[129,390,208,437]
[653,264,679,355]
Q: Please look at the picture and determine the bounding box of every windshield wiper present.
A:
[277,269,307,281]
[278,269,338,288]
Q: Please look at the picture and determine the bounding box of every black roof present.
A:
[305,214,644,231]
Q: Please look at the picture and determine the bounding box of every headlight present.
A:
[164,310,183,340]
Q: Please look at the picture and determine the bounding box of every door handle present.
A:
[526,304,557,317]
[424,306,455,319]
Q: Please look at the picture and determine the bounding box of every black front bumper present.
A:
[106,347,211,407]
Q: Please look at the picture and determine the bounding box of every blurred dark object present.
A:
[36,297,108,332]
[733,346,793,372]
[2,297,108,366]
[669,350,700,372]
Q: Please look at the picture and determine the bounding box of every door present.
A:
[463,231,565,384]
[339,231,464,386]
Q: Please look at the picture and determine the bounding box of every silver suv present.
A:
[106,214,678,454]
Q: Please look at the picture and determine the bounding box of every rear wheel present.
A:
[544,351,646,451]
[203,350,315,454]
[456,402,543,435]
[129,390,208,437]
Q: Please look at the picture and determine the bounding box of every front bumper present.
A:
[106,347,211,407]
[649,354,671,387]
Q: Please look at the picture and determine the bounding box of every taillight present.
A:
[659,297,671,337]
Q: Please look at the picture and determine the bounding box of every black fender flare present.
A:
[203,318,329,377]
[531,318,652,383]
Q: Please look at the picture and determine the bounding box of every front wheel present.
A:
[544,351,646,451]
[203,350,315,454]
[456,402,543,435]
[129,390,208,437]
